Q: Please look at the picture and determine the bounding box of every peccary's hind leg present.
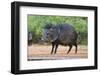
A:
[67,45,72,54]
[74,44,77,54]
[54,44,59,54]
[51,42,55,54]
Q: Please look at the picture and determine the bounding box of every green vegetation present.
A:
[28,15,88,45]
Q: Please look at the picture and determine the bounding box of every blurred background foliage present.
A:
[28,15,88,45]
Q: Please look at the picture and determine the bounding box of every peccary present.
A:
[28,32,33,45]
[42,24,78,54]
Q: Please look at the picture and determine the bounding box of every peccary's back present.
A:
[58,24,78,45]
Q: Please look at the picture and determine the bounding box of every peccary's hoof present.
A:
[54,53,56,54]
[75,51,77,54]
[51,52,53,54]
[67,52,69,54]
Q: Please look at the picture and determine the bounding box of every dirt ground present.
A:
[28,44,88,60]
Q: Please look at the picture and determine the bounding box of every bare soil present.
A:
[28,44,88,60]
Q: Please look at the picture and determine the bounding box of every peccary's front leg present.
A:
[51,42,55,54]
[54,44,59,54]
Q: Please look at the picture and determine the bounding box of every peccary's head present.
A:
[42,24,59,42]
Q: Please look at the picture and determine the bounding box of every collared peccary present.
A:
[28,32,33,45]
[42,24,78,54]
